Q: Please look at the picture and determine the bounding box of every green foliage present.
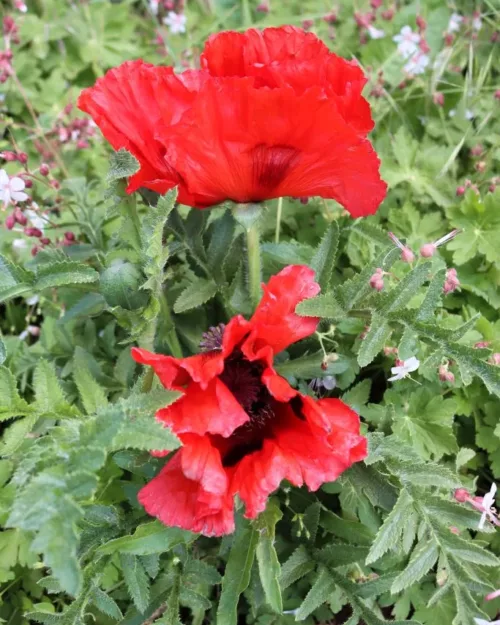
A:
[2,1,500,624]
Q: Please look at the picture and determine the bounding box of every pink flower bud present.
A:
[302,19,314,30]
[370,0,382,8]
[24,178,33,189]
[401,247,415,263]
[5,213,15,230]
[64,231,75,241]
[1,150,17,162]
[420,243,436,257]
[444,33,454,46]
[323,11,337,24]
[381,8,394,20]
[31,245,39,257]
[299,197,309,205]
[40,237,50,245]
[39,163,50,176]
[50,180,60,190]
[76,139,89,149]
[17,151,28,164]
[470,144,483,157]
[456,186,466,196]
[256,2,269,12]
[490,353,500,366]
[454,488,469,503]
[14,208,27,225]
[495,89,500,100]
[489,184,496,193]
[433,92,444,107]
[419,39,430,53]
[416,15,427,30]
[486,589,500,602]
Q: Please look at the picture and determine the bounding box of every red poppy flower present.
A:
[78,26,386,216]
[131,266,367,536]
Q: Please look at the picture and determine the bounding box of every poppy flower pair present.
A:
[78,26,386,215]
[132,266,367,536]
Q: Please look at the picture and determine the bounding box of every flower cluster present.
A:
[132,266,367,536]
[393,25,429,76]
[78,26,386,216]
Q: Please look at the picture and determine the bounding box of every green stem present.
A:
[275,197,283,244]
[241,0,252,27]
[246,220,262,309]
[160,292,183,359]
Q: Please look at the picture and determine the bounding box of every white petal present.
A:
[12,191,28,202]
[491,482,497,497]
[0,169,9,186]
[9,176,25,192]
[388,373,403,381]
[478,512,487,530]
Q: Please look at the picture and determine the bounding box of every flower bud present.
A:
[1,150,17,162]
[420,243,436,257]
[416,15,427,30]
[495,89,500,100]
[64,231,75,241]
[456,186,466,196]
[17,151,28,164]
[381,8,394,20]
[5,213,15,230]
[432,92,444,107]
[39,163,50,176]
[490,353,500,366]
[31,245,39,257]
[24,178,33,188]
[401,247,415,263]
[454,488,469,503]
[370,0,382,8]
[14,208,27,225]
[40,237,50,245]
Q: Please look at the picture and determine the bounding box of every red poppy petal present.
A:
[231,401,366,518]
[241,265,320,357]
[180,434,228,495]
[201,26,329,80]
[261,367,297,402]
[161,78,386,213]
[139,452,234,536]
[156,377,249,437]
[78,61,202,197]
[131,347,224,390]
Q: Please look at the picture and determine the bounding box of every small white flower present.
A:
[465,109,474,120]
[25,207,46,232]
[18,329,29,341]
[0,169,28,207]
[393,26,420,59]
[12,238,28,251]
[368,25,385,40]
[448,12,463,33]
[163,11,187,34]
[473,15,482,31]
[149,0,159,14]
[388,357,420,381]
[449,109,456,117]
[404,53,430,76]
[478,482,497,530]
[26,295,39,306]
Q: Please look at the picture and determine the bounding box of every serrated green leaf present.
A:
[416,269,445,321]
[98,521,193,555]
[310,222,339,291]
[73,348,108,415]
[174,278,218,314]
[295,567,336,621]
[0,413,39,456]
[217,518,258,625]
[319,510,374,545]
[378,262,432,315]
[33,360,74,416]
[208,210,236,283]
[358,314,392,367]
[316,544,370,568]
[367,490,413,564]
[107,148,140,183]
[255,501,283,613]
[120,553,150,613]
[295,292,344,319]
[0,366,32,420]
[158,572,181,625]
[91,587,123,620]
[35,261,99,290]
[279,545,315,591]
[391,540,438,594]
[437,525,500,567]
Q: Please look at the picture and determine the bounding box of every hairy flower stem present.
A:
[275,196,283,244]
[233,203,263,310]
[160,291,183,359]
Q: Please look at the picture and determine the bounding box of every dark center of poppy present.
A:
[218,349,277,467]
[251,144,300,192]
